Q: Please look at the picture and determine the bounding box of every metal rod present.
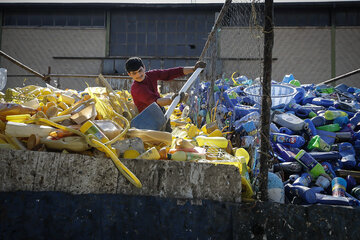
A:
[317,68,360,86]
[53,56,200,60]
[259,0,274,202]
[0,50,46,80]
[47,74,132,79]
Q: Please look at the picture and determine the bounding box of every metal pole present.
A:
[0,50,48,82]
[258,0,274,202]
[317,68,360,86]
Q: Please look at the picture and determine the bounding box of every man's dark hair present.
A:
[125,57,144,72]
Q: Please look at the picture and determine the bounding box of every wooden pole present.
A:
[258,0,274,201]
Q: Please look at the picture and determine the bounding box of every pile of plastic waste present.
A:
[3,71,360,207]
[192,72,360,206]
[0,76,253,197]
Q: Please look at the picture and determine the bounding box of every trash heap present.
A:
[0,79,252,196]
[194,73,360,206]
[2,72,360,207]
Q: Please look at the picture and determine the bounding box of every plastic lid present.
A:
[294,149,305,160]
[307,136,319,150]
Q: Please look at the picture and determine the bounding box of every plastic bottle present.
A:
[316,123,341,132]
[295,108,316,119]
[315,174,331,189]
[234,105,259,120]
[321,162,336,179]
[303,119,317,138]
[284,184,317,204]
[315,193,358,206]
[294,149,326,178]
[136,147,160,160]
[270,133,305,148]
[333,116,349,128]
[5,114,31,123]
[279,127,294,135]
[311,116,326,127]
[349,112,360,127]
[195,136,228,148]
[339,142,356,169]
[307,135,331,152]
[5,121,56,138]
[0,103,37,121]
[311,98,334,107]
[272,113,305,131]
[309,151,341,162]
[324,110,348,120]
[127,128,172,146]
[332,177,347,197]
[272,143,297,162]
[274,161,302,174]
[270,123,280,133]
[346,175,357,193]
[293,172,312,187]
[334,102,356,112]
[41,136,90,152]
[80,120,109,144]
[286,174,300,184]
[335,132,352,142]
[168,150,204,161]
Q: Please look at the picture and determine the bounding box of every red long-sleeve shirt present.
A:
[131,67,184,113]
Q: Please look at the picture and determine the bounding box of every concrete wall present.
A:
[219,27,360,87]
[1,149,360,239]
[1,27,106,90]
[0,149,242,202]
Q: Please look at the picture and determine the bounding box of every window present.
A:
[3,9,105,27]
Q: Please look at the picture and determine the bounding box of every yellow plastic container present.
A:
[235,147,250,164]
[136,147,160,160]
[59,94,75,106]
[123,149,140,159]
[195,136,228,148]
[80,120,109,144]
[6,114,31,123]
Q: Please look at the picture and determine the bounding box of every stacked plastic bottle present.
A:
[189,73,360,206]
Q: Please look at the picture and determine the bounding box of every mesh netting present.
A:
[188,0,265,128]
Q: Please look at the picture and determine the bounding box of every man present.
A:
[126,57,206,113]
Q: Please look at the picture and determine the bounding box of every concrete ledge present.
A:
[0,149,242,202]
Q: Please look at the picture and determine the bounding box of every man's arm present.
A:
[183,61,207,75]
[156,97,172,107]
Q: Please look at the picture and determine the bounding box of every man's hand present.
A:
[171,92,186,103]
[194,61,206,70]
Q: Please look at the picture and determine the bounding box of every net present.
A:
[188,0,265,129]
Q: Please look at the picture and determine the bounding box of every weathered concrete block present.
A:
[0,149,242,202]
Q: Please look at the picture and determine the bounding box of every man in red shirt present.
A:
[126,57,206,113]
